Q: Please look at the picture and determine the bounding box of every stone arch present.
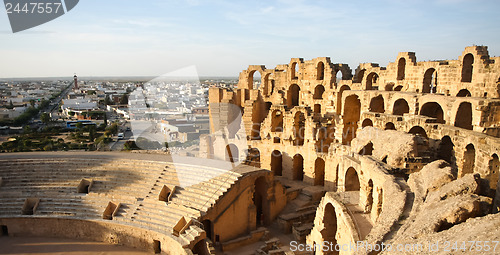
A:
[342,95,361,145]
[409,126,427,138]
[369,95,385,113]
[366,180,374,213]
[361,118,373,128]
[292,154,304,181]
[336,85,350,114]
[397,58,406,80]
[313,85,325,99]
[461,144,476,177]
[393,98,409,116]
[457,89,471,97]
[271,110,283,132]
[461,53,474,83]
[454,102,473,130]
[254,176,269,226]
[251,99,267,140]
[225,144,239,163]
[287,84,300,108]
[385,122,396,130]
[317,62,325,80]
[423,68,437,93]
[438,136,455,165]
[293,111,306,146]
[345,167,360,191]
[321,203,338,251]
[420,102,445,123]
[315,124,335,153]
[488,154,500,190]
[335,69,343,83]
[355,69,366,83]
[249,70,261,90]
[271,150,283,176]
[262,73,272,96]
[366,72,379,90]
[314,158,325,186]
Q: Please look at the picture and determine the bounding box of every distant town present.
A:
[0,76,238,155]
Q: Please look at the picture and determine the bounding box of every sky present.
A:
[0,0,500,78]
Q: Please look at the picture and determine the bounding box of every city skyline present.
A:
[1,0,500,78]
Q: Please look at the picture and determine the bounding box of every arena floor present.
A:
[0,237,150,255]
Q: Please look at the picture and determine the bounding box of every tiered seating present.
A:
[0,155,245,248]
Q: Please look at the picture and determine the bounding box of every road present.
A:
[109,121,133,151]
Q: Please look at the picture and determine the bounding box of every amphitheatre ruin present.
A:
[1,45,500,254]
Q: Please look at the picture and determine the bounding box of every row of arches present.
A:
[270,150,326,186]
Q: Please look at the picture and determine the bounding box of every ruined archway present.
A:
[321,203,338,254]
[454,102,473,130]
[369,95,385,113]
[313,85,325,99]
[461,144,476,177]
[457,89,472,97]
[461,53,474,83]
[489,154,500,190]
[438,136,455,165]
[336,85,351,114]
[342,95,361,145]
[420,102,445,123]
[423,68,437,93]
[292,154,304,181]
[361,119,373,128]
[293,111,305,146]
[317,62,325,80]
[385,122,396,130]
[393,98,410,116]
[291,62,299,79]
[271,150,283,176]
[345,167,360,191]
[254,176,269,226]
[287,84,300,108]
[409,126,427,138]
[314,158,325,186]
[366,72,379,90]
[225,144,239,163]
[249,70,261,90]
[271,110,284,132]
[397,58,406,80]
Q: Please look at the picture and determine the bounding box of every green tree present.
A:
[119,94,129,105]
[89,125,97,142]
[40,112,50,124]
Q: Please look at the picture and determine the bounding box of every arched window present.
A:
[292,154,304,181]
[314,158,325,186]
[317,62,325,80]
[345,167,360,191]
[461,54,474,83]
[343,95,361,145]
[313,85,325,99]
[366,72,379,90]
[397,58,406,80]
[423,68,437,93]
[271,150,282,176]
[369,95,385,113]
[393,98,409,116]
[457,89,471,97]
[454,102,473,130]
[287,84,300,108]
[420,102,445,123]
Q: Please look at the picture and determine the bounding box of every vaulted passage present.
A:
[345,167,360,191]
[321,203,338,255]
[271,150,283,176]
[393,98,409,116]
[454,102,473,130]
[420,102,445,123]
[366,72,379,90]
[438,136,455,165]
[461,53,474,83]
[292,154,304,181]
[397,58,406,80]
[343,95,361,145]
[423,68,437,93]
[287,84,300,108]
[313,85,325,99]
[293,112,305,146]
[314,158,325,186]
[369,95,385,113]
[461,144,476,177]
[271,110,284,132]
[488,154,499,190]
[254,176,269,226]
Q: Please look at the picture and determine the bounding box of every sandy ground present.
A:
[0,236,150,255]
